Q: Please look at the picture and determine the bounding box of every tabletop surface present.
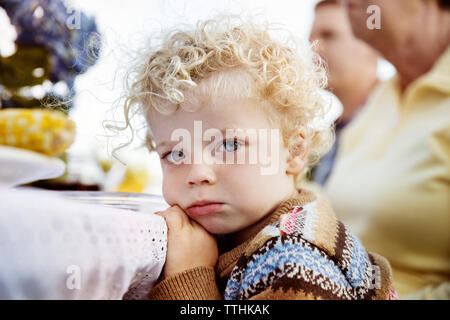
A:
[0,187,168,300]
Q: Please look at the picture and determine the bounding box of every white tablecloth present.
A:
[0,187,168,299]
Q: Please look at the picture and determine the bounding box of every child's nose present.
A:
[186,163,217,187]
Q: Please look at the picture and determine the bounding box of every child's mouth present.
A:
[187,202,224,216]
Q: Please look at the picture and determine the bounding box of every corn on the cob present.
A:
[0,108,76,157]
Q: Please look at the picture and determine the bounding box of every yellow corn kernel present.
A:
[0,108,76,157]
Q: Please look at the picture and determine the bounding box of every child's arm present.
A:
[147,206,221,300]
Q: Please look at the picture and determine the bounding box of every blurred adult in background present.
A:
[309,0,379,185]
[325,0,450,299]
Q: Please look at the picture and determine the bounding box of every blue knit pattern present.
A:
[346,233,369,288]
[224,236,353,300]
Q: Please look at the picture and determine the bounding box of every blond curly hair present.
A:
[121,15,334,183]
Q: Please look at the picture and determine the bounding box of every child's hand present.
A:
[156,205,218,278]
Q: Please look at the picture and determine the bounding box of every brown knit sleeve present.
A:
[248,284,323,300]
[147,266,222,300]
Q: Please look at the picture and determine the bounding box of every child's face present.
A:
[148,94,299,238]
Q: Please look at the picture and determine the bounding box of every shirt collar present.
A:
[414,44,450,94]
[390,44,450,96]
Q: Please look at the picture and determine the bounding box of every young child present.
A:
[122,16,398,300]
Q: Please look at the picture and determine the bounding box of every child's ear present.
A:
[286,134,308,175]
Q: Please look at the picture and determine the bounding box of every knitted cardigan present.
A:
[147,189,399,300]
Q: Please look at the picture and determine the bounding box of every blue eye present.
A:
[164,150,185,163]
[219,139,241,152]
